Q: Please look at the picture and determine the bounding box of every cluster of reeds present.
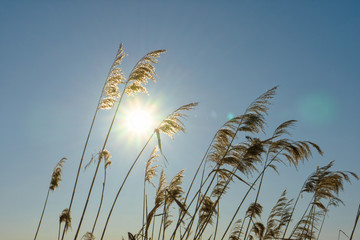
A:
[34,44,359,240]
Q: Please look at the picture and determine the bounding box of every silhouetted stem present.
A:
[58,221,61,240]
[181,117,247,240]
[60,46,118,240]
[171,105,254,240]
[91,163,107,234]
[309,204,316,240]
[243,149,271,240]
[142,178,147,239]
[338,230,349,240]
[219,171,263,240]
[213,201,220,240]
[74,156,101,240]
[170,134,217,240]
[100,132,155,240]
[152,212,156,240]
[158,211,164,240]
[192,114,279,240]
[74,83,129,240]
[162,193,167,240]
[34,188,50,240]
[237,215,248,239]
[288,195,315,239]
[349,203,360,240]
[219,145,287,240]
[282,185,304,239]
[316,202,329,240]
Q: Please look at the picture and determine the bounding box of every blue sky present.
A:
[0,1,359,239]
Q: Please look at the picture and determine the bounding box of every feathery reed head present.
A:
[156,102,198,139]
[166,169,185,205]
[302,161,358,199]
[128,232,136,240]
[99,43,126,110]
[81,232,95,240]
[145,146,160,188]
[211,169,231,198]
[125,49,167,96]
[100,149,112,167]
[155,102,198,157]
[229,219,243,240]
[85,149,112,170]
[59,208,72,233]
[251,222,265,239]
[267,139,323,169]
[145,168,168,236]
[246,202,263,218]
[263,190,293,239]
[222,86,278,135]
[49,157,67,191]
[155,168,167,208]
[198,195,217,226]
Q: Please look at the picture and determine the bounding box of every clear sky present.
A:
[0,1,359,240]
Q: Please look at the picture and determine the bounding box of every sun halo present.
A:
[125,107,155,135]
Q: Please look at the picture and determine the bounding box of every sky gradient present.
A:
[0,1,359,239]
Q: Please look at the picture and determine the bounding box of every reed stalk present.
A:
[180,87,278,240]
[34,189,50,240]
[73,85,128,240]
[35,157,66,240]
[349,203,360,240]
[73,48,166,240]
[60,44,124,240]
[101,102,196,239]
[91,158,111,234]
[100,132,155,240]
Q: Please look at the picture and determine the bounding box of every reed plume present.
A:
[166,169,185,205]
[142,146,160,238]
[81,232,95,240]
[125,49,166,96]
[50,157,67,190]
[288,161,358,239]
[229,219,243,240]
[99,102,196,240]
[98,44,126,110]
[263,190,293,239]
[91,150,112,234]
[61,43,125,240]
[35,43,360,240]
[242,119,322,240]
[145,169,167,239]
[145,146,160,188]
[74,47,166,240]
[198,195,217,227]
[155,102,198,157]
[246,203,263,219]
[59,208,71,240]
[34,157,67,240]
[176,87,277,240]
[250,222,266,240]
[164,169,185,233]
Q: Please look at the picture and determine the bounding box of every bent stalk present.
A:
[73,86,128,240]
[100,132,155,240]
[34,189,50,240]
[60,44,124,240]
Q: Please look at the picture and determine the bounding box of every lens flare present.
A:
[126,108,154,134]
[298,92,336,125]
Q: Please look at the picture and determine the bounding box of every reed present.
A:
[34,157,66,240]
[33,44,359,240]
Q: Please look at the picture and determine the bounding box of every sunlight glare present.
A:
[125,108,154,134]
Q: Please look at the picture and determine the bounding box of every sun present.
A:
[125,107,154,134]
